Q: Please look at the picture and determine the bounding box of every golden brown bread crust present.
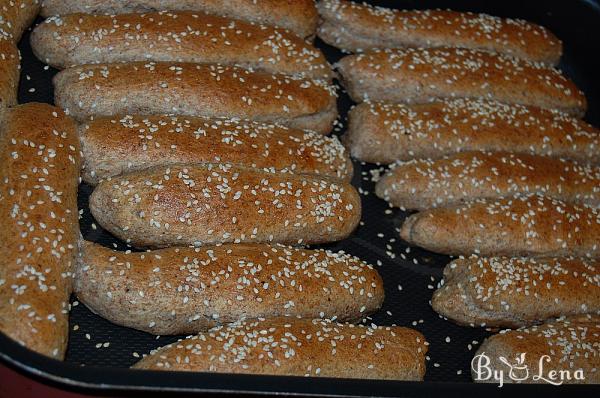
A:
[75,241,384,335]
[336,47,587,117]
[433,257,600,328]
[400,194,600,258]
[0,103,81,359]
[345,99,600,165]
[0,39,19,109]
[80,115,352,185]
[376,152,600,210]
[40,0,318,40]
[132,317,428,381]
[473,315,600,384]
[31,11,331,79]
[1,0,40,42]
[53,62,338,134]
[317,0,562,65]
[89,163,361,248]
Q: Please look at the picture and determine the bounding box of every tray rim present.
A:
[2,334,598,397]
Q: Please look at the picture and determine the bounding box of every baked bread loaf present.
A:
[376,152,600,210]
[132,317,428,381]
[1,0,40,42]
[0,103,80,359]
[336,47,587,117]
[80,115,352,185]
[75,241,384,335]
[345,99,600,165]
[31,11,331,79]
[90,163,361,248]
[400,194,600,258]
[473,315,599,384]
[317,0,562,65]
[433,256,600,328]
[53,62,338,134]
[40,0,318,40]
[0,39,19,109]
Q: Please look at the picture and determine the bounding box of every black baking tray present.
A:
[2,0,600,396]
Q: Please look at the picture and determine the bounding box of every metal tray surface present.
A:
[2,0,600,396]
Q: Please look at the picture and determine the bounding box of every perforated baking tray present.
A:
[2,0,600,396]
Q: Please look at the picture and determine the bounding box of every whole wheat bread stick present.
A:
[75,241,384,334]
[345,99,600,165]
[132,317,428,381]
[376,152,600,210]
[400,194,600,258]
[0,39,19,109]
[40,0,318,40]
[432,256,600,328]
[0,103,80,359]
[1,0,40,42]
[90,163,361,248]
[336,47,586,117]
[473,315,600,384]
[54,62,338,135]
[79,115,352,185]
[31,11,331,79]
[316,0,562,65]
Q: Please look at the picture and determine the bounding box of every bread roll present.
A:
[54,62,338,134]
[0,103,80,359]
[132,317,428,381]
[345,99,600,165]
[90,163,361,248]
[336,47,586,117]
[0,39,19,109]
[80,115,352,185]
[75,241,384,334]
[1,0,40,42]
[433,256,600,328]
[40,0,318,40]
[317,0,562,65]
[31,12,331,79]
[376,152,600,210]
[400,194,600,258]
[473,315,599,384]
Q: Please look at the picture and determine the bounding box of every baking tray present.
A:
[2,0,600,396]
